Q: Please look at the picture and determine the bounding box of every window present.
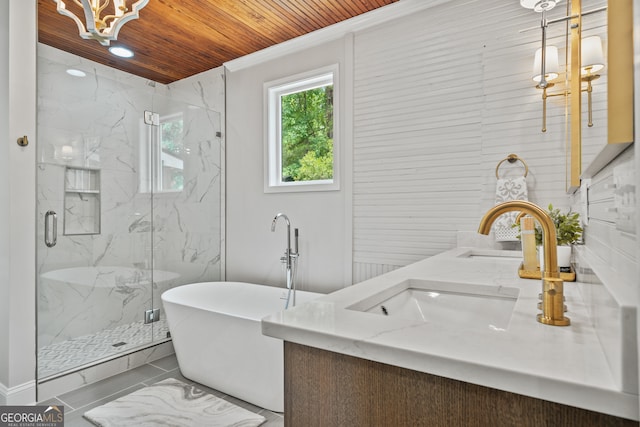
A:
[158,114,185,192]
[140,112,186,193]
[265,65,339,192]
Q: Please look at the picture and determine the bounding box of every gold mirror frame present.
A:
[607,0,633,145]
[570,0,634,191]
[569,0,582,192]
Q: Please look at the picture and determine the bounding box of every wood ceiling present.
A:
[38,0,398,84]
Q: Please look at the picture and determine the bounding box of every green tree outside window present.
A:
[160,117,184,191]
[280,85,334,182]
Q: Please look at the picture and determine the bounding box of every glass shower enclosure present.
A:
[36,44,222,380]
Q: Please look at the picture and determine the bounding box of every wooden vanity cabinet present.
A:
[284,342,636,427]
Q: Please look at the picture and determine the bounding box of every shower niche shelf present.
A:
[64,167,101,235]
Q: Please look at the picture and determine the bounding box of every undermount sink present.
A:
[457,248,523,261]
[347,279,519,331]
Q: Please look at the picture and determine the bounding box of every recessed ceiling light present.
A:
[66,68,86,77]
[108,46,134,58]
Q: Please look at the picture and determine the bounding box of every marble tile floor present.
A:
[38,354,284,427]
[38,319,171,378]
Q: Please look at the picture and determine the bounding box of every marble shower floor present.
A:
[38,354,284,427]
[38,319,171,378]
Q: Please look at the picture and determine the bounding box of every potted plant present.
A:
[535,204,583,269]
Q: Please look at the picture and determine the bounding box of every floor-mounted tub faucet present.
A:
[271,213,299,308]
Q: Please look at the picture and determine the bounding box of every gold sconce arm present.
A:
[536,72,600,133]
[581,68,601,128]
[540,85,548,133]
[537,82,564,133]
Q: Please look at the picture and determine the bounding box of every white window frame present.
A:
[264,64,339,193]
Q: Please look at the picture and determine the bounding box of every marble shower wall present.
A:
[37,44,223,349]
[151,98,223,289]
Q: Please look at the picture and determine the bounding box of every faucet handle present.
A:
[537,277,570,326]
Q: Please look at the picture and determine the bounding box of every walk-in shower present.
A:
[36,44,223,380]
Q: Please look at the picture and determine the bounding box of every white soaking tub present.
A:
[161,281,320,412]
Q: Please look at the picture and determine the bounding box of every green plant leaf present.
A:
[514,204,583,246]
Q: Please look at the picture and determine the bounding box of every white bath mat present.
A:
[83,378,265,427]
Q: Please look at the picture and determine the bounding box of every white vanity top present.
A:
[261,247,639,421]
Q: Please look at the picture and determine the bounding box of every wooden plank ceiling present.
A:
[38,0,398,84]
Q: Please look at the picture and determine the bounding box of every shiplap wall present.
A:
[352,0,607,282]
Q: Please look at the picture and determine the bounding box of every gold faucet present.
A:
[478,200,570,326]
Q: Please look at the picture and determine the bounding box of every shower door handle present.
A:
[44,210,57,248]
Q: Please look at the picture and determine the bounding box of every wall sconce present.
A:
[53,0,149,46]
[533,36,604,132]
[532,36,605,132]
[580,35,605,127]
[532,46,560,132]
[521,0,607,133]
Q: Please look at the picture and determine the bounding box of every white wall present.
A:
[226,37,352,293]
[0,0,37,404]
[0,0,10,392]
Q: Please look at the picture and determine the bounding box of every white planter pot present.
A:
[538,245,572,270]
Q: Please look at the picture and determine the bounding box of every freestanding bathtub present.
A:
[161,281,321,412]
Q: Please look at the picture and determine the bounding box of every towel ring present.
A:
[495,154,528,179]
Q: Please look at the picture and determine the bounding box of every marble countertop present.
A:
[261,247,639,421]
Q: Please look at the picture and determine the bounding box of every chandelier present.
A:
[53,0,149,46]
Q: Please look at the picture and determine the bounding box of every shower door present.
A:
[36,45,156,380]
[36,44,222,381]
[147,93,223,322]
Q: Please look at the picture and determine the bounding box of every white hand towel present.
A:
[493,176,528,242]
